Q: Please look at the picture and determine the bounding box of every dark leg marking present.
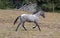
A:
[22,22,27,30]
[33,22,41,31]
[15,22,21,31]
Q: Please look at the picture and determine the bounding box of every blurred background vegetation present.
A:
[0,0,60,12]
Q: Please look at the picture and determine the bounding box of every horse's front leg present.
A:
[33,22,41,31]
[33,21,37,29]
[22,22,27,31]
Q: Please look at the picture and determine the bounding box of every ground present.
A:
[0,9,60,38]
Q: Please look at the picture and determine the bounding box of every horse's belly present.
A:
[21,14,38,22]
[26,20,33,22]
[26,17,35,22]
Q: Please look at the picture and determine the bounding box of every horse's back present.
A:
[21,14,38,22]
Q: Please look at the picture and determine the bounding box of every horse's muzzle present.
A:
[43,15,45,18]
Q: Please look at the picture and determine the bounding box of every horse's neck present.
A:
[34,12,40,16]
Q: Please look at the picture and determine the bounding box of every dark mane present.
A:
[32,9,44,14]
[32,10,39,14]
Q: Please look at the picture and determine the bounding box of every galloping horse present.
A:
[14,10,45,31]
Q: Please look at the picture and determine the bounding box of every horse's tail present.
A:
[14,16,21,25]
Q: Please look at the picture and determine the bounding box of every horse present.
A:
[14,10,45,31]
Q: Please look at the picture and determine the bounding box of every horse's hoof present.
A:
[15,29,18,31]
[39,29,41,31]
[33,27,36,29]
[24,29,27,31]
[15,30,17,31]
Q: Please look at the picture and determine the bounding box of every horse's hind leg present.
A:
[15,22,21,31]
[22,22,27,30]
[33,22,41,31]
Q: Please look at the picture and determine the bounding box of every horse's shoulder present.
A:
[32,15,36,17]
[21,14,26,16]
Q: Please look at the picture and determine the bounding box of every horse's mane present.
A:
[32,9,44,14]
[32,10,39,14]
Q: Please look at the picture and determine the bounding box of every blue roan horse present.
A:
[14,10,45,31]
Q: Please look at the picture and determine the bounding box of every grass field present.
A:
[0,9,60,38]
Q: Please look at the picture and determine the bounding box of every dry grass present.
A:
[0,9,60,38]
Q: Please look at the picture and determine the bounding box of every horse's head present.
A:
[40,11,45,18]
[32,9,45,18]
